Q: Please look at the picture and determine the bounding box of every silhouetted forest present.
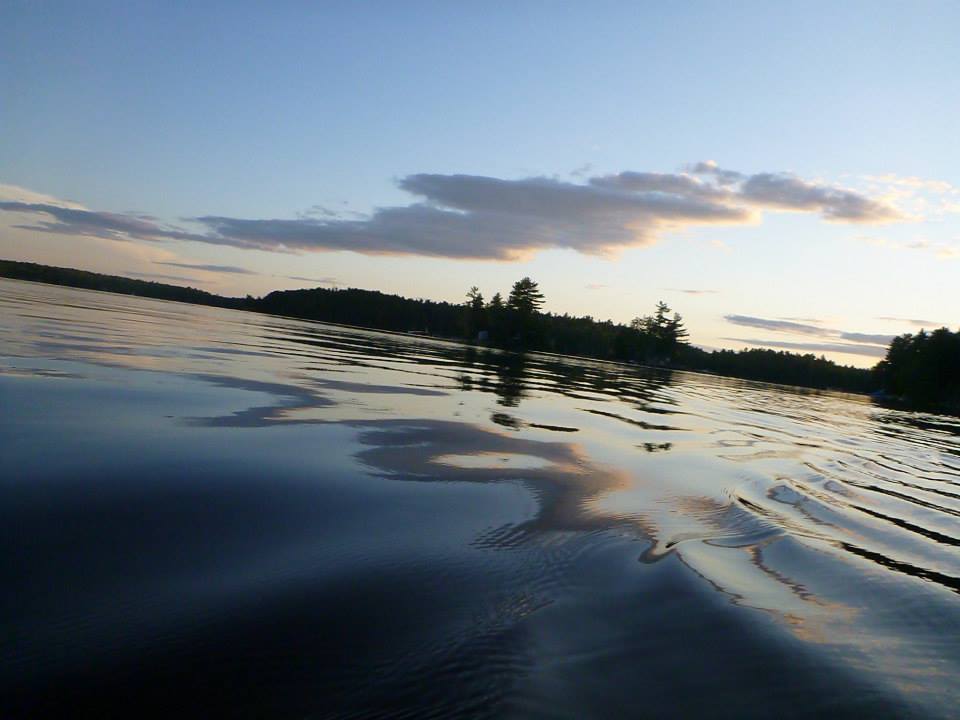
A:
[874,328,960,410]
[0,260,250,310]
[261,279,875,393]
[682,347,874,393]
[5,258,942,400]
[258,285,465,336]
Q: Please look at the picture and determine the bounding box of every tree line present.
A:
[873,327,960,411]
[461,279,690,362]
[0,259,249,310]
[3,259,955,406]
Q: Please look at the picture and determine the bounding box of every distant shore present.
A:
[0,258,880,398]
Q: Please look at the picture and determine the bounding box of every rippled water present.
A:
[2,278,959,718]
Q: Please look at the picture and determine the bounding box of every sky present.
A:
[2,1,959,367]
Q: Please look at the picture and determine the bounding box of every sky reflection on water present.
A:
[2,278,959,718]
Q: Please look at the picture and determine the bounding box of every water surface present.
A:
[2,279,959,718]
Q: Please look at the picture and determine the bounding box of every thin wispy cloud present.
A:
[285,275,340,285]
[0,184,86,209]
[1,163,904,261]
[852,233,960,260]
[724,314,895,356]
[726,338,888,358]
[154,261,255,275]
[724,315,829,336]
[864,173,957,195]
[0,201,207,243]
[125,270,204,284]
[839,331,897,345]
[862,173,960,218]
[877,316,944,328]
[906,239,960,259]
[667,288,718,295]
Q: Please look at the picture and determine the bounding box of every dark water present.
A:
[2,278,959,718]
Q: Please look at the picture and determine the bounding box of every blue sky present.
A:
[3,1,959,366]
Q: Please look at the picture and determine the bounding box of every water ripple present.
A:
[2,278,959,718]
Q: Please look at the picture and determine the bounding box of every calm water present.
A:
[2,278,959,718]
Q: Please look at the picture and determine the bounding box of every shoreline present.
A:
[0,259,881,401]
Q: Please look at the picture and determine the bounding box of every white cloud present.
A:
[864,174,957,195]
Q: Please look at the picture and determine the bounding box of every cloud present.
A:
[125,270,204,284]
[864,174,957,195]
[688,160,744,186]
[838,331,896,345]
[0,201,207,243]
[727,338,888,358]
[738,173,900,221]
[860,173,960,219]
[853,233,960,260]
[724,315,829,336]
[585,283,609,290]
[590,171,728,200]
[0,184,86,208]
[285,275,339,285]
[154,261,255,274]
[108,173,755,260]
[724,314,895,355]
[1,164,903,260]
[877,316,943,328]
[905,238,960,259]
[297,204,342,219]
[590,166,900,222]
[667,288,718,295]
[690,163,901,222]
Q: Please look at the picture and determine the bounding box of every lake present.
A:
[2,278,958,718]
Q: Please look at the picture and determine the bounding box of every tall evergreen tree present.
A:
[507,277,545,315]
[466,286,484,311]
[631,301,687,361]
[465,286,486,337]
[506,277,545,345]
[874,326,960,407]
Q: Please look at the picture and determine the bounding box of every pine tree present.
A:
[465,286,486,338]
[466,286,484,311]
[507,277,545,315]
[506,277,545,345]
[631,301,688,362]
